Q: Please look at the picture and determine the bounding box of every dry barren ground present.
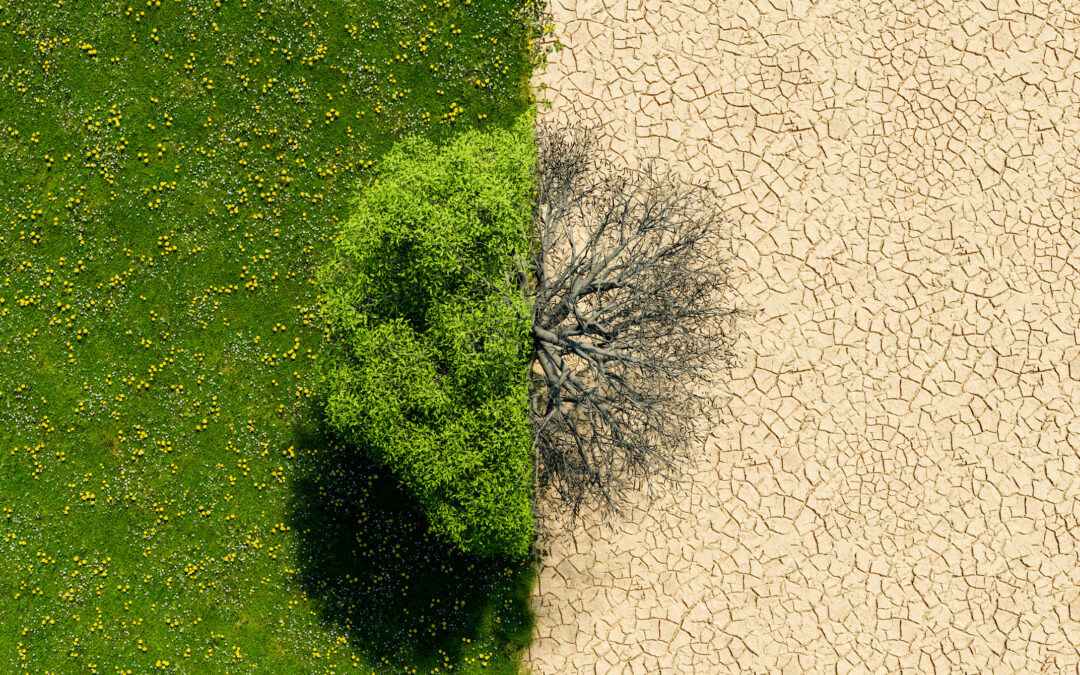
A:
[528,0,1080,672]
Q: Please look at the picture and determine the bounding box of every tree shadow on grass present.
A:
[288,420,538,673]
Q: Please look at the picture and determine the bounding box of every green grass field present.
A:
[0,0,544,672]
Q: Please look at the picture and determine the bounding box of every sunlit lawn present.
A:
[0,0,542,671]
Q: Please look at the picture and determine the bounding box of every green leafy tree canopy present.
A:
[317,114,537,558]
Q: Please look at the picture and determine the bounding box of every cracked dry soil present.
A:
[527,0,1080,673]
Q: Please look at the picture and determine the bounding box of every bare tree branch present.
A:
[526,120,754,528]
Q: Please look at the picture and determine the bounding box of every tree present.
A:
[317,115,538,558]
[523,120,749,525]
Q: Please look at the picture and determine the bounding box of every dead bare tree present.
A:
[520,120,751,527]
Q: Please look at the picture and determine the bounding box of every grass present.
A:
[0,0,546,672]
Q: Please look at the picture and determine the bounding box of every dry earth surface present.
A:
[527,0,1080,672]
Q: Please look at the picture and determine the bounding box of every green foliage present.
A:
[0,0,543,670]
[319,114,538,558]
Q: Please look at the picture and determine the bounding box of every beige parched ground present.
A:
[526,0,1080,673]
